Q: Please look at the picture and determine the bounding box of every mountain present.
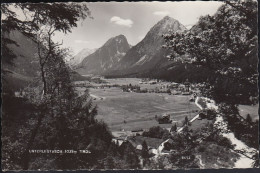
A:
[128,17,214,83]
[2,30,86,92]
[76,16,186,76]
[68,48,97,67]
[2,30,40,91]
[76,34,130,75]
[106,16,187,76]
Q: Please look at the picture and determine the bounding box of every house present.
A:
[131,129,144,136]
[112,135,128,146]
[127,136,164,155]
[14,91,26,98]
[169,83,179,89]
[184,80,190,92]
[157,114,172,124]
[198,109,216,120]
[149,80,157,84]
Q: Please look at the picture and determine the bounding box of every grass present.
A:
[196,142,240,168]
[76,78,200,131]
[92,89,198,131]
[189,118,213,132]
[238,104,259,121]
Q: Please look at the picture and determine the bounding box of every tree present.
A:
[163,1,258,167]
[246,114,252,124]
[141,140,149,167]
[171,124,177,132]
[183,116,189,126]
[1,3,113,170]
[163,0,257,105]
[1,3,91,93]
[141,140,149,159]
[123,143,140,169]
[142,126,171,139]
[104,156,115,169]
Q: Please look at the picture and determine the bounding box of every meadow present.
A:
[238,104,259,121]
[84,78,199,131]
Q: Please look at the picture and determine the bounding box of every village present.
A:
[110,94,207,159]
[72,77,218,160]
[13,76,258,168]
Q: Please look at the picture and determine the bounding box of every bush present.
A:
[143,126,171,139]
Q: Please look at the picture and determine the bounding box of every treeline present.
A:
[162,0,259,167]
[1,3,130,170]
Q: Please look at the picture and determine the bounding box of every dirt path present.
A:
[177,97,202,132]
[201,97,257,168]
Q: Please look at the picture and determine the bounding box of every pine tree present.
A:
[141,140,149,159]
[246,114,252,124]
[171,124,177,132]
[123,143,140,169]
[183,116,189,126]
[104,156,115,169]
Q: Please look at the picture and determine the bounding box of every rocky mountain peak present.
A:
[76,34,131,75]
[68,48,97,67]
[104,34,128,47]
[149,16,186,36]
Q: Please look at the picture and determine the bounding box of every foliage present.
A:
[1,3,119,170]
[219,103,259,149]
[170,124,177,132]
[1,2,90,68]
[121,84,140,92]
[141,140,149,159]
[183,116,189,126]
[163,0,258,105]
[195,142,239,168]
[245,114,252,124]
[169,150,199,169]
[122,142,140,169]
[142,126,171,139]
[163,1,258,167]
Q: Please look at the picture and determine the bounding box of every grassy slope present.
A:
[88,87,198,131]
[238,104,259,121]
[195,142,239,168]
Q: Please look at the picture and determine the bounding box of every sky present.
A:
[52,1,224,55]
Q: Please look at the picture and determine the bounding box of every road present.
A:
[177,96,202,132]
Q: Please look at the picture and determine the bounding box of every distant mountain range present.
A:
[2,15,213,93]
[2,31,40,91]
[68,48,97,67]
[2,30,86,92]
[76,34,130,74]
[107,16,186,76]
[74,16,187,77]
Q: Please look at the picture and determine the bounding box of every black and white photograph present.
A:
[1,0,259,170]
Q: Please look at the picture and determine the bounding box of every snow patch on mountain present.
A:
[135,55,152,66]
[68,48,96,67]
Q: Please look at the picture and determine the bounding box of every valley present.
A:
[2,1,258,169]
[75,77,199,132]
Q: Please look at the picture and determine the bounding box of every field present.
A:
[238,104,259,121]
[76,78,199,131]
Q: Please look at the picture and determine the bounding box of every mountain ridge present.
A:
[106,16,187,75]
[76,16,187,76]
[76,34,131,75]
[68,48,97,67]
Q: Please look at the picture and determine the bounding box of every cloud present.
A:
[153,11,170,16]
[110,16,133,27]
[74,40,90,44]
